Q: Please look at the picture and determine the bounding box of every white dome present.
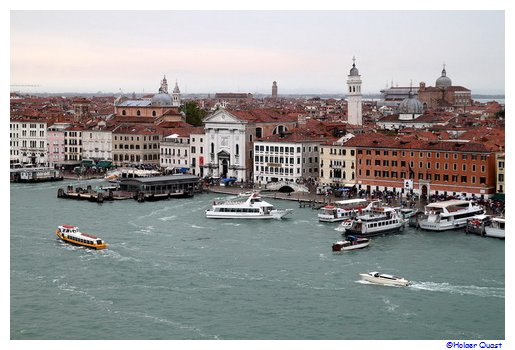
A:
[151,92,172,106]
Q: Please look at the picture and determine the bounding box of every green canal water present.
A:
[10,179,505,340]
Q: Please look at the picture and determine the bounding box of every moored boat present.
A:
[205,192,293,219]
[332,236,370,252]
[334,219,355,232]
[344,206,405,237]
[484,217,505,239]
[465,214,492,235]
[418,200,484,231]
[318,199,377,222]
[56,225,108,249]
[360,271,411,286]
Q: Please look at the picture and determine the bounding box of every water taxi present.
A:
[332,236,370,252]
[360,271,411,286]
[56,225,108,249]
[205,192,293,219]
[418,200,484,231]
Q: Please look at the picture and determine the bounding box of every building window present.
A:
[122,110,126,116]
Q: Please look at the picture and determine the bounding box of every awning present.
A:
[81,160,94,167]
[221,177,237,183]
[96,160,113,168]
[344,184,355,188]
[491,193,505,201]
[179,167,189,173]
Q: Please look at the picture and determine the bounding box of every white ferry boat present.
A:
[484,217,505,239]
[318,199,376,222]
[205,192,293,219]
[418,200,484,231]
[344,206,405,237]
[56,225,108,250]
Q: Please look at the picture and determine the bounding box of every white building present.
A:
[82,121,114,161]
[202,109,248,180]
[319,133,357,187]
[346,56,363,125]
[10,121,20,166]
[13,119,49,166]
[160,134,190,172]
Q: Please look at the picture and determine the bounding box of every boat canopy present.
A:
[425,200,470,208]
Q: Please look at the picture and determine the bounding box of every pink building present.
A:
[47,123,69,166]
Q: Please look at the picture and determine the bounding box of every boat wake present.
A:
[409,281,504,298]
[355,279,406,288]
[159,215,177,221]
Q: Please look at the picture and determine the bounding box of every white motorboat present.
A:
[332,236,370,252]
[318,199,377,222]
[334,219,355,232]
[484,217,505,239]
[400,208,418,219]
[360,271,411,286]
[205,192,293,219]
[418,200,484,231]
[344,206,405,237]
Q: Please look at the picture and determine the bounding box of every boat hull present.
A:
[205,209,292,220]
[360,274,410,286]
[55,230,108,250]
[484,227,505,239]
[332,240,370,252]
[345,224,403,238]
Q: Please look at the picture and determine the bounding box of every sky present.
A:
[9,6,507,95]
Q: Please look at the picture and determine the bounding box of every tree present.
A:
[494,109,505,120]
[181,101,207,126]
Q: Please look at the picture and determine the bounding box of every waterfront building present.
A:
[81,120,115,162]
[202,108,298,181]
[159,127,204,175]
[345,133,497,198]
[253,129,327,184]
[495,152,505,194]
[47,123,69,166]
[9,120,20,166]
[346,56,363,125]
[12,119,49,166]
[112,124,162,166]
[319,133,357,187]
[189,130,205,178]
[63,125,83,167]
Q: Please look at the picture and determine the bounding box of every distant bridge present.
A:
[265,181,309,193]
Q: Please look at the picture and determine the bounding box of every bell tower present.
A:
[346,56,363,125]
[172,80,181,107]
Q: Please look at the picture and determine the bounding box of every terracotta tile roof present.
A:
[229,109,298,123]
[343,133,494,152]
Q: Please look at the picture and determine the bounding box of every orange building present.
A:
[344,134,497,199]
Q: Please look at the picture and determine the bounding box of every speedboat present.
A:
[56,225,108,250]
[360,271,410,286]
[332,236,370,252]
[205,192,293,219]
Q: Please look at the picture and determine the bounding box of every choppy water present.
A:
[10,179,505,340]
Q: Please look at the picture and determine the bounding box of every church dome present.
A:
[399,94,423,114]
[435,67,452,88]
[349,64,359,76]
[151,91,172,106]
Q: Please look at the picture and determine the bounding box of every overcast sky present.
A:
[10,10,506,95]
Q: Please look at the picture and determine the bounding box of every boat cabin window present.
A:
[97,240,102,245]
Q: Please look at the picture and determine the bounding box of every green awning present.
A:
[81,160,94,167]
[491,193,505,201]
[96,161,113,168]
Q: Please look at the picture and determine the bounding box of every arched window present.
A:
[211,142,214,154]
[256,127,263,138]
[136,110,141,116]
[152,111,156,117]
[122,110,126,116]
[349,87,352,93]
[236,144,239,155]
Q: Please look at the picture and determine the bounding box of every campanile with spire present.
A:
[346,56,363,125]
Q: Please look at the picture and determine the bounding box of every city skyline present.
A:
[10,10,505,95]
